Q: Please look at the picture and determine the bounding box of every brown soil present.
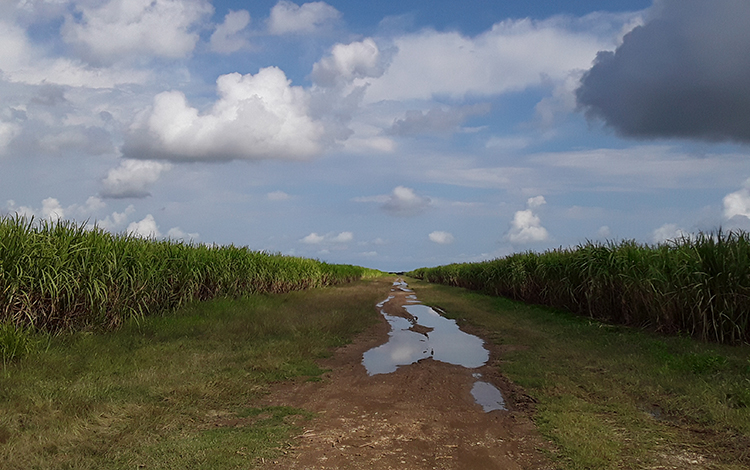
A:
[259,280,556,469]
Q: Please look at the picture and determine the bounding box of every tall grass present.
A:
[0,214,375,334]
[409,231,750,345]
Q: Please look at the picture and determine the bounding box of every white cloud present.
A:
[526,195,546,208]
[723,179,750,220]
[311,38,384,86]
[301,232,325,244]
[652,223,689,244]
[508,210,549,244]
[0,120,21,154]
[4,200,35,220]
[6,58,151,88]
[364,15,623,103]
[331,231,353,242]
[534,71,583,128]
[3,196,101,222]
[210,10,251,54]
[267,1,340,35]
[381,186,431,217]
[127,214,161,238]
[340,133,396,153]
[82,196,106,214]
[61,0,213,62]
[597,225,612,238]
[429,231,455,244]
[97,204,136,232]
[125,67,326,161]
[0,16,149,87]
[100,159,172,198]
[300,231,353,244]
[267,190,291,201]
[507,196,549,244]
[0,17,33,68]
[166,226,199,241]
[41,197,64,222]
[387,104,490,136]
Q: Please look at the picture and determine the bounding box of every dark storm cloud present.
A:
[576,0,750,143]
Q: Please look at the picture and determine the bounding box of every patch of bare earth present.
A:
[259,281,556,469]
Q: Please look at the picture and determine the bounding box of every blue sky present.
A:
[2,0,750,272]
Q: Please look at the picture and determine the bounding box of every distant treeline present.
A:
[409,232,750,345]
[0,215,377,332]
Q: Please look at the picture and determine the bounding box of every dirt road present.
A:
[260,280,555,469]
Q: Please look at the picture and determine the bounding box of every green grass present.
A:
[0,278,388,469]
[0,214,379,338]
[407,278,750,469]
[0,321,38,369]
[409,231,750,344]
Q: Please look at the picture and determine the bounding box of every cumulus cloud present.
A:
[0,16,149,87]
[526,195,546,208]
[364,14,627,103]
[311,38,385,87]
[576,0,750,143]
[330,231,353,243]
[97,204,136,232]
[100,159,172,198]
[127,214,161,238]
[307,39,390,147]
[429,231,455,244]
[62,0,213,62]
[301,232,325,244]
[300,231,353,244]
[723,179,750,220]
[4,196,108,223]
[597,226,612,238]
[268,1,340,35]
[652,223,689,244]
[210,10,251,54]
[507,196,550,244]
[41,197,65,221]
[124,67,326,161]
[380,186,431,217]
[387,104,490,136]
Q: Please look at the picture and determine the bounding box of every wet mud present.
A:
[259,280,554,469]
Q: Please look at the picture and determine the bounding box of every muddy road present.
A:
[260,280,555,469]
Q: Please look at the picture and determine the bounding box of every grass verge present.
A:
[407,278,750,470]
[0,278,388,469]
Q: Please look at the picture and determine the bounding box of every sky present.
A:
[2,0,750,272]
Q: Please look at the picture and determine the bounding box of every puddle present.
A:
[471,381,507,412]
[362,300,488,375]
[363,280,506,412]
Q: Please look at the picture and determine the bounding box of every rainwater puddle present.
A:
[363,280,507,412]
[471,380,508,412]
